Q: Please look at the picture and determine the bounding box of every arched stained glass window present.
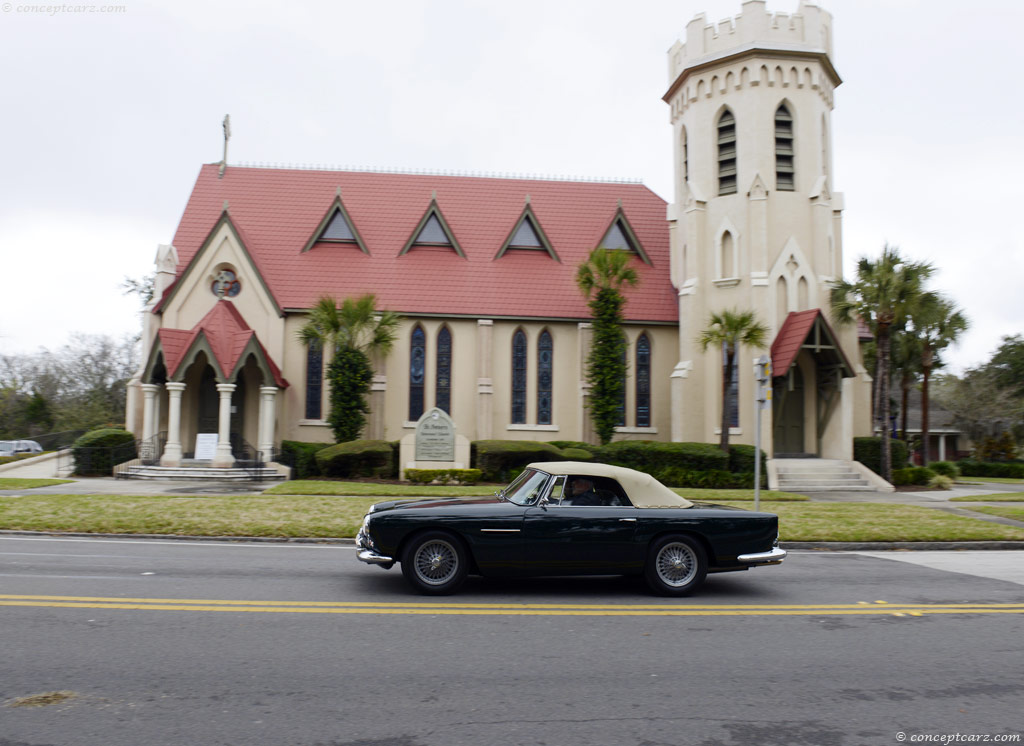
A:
[409,326,426,421]
[511,330,527,425]
[305,342,323,420]
[636,334,650,428]
[436,327,451,415]
[537,331,553,425]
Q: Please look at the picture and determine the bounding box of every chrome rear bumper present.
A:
[736,547,787,565]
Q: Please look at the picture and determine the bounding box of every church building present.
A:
[126,0,872,473]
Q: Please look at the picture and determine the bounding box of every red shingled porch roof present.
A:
[164,165,677,323]
[157,300,287,387]
[771,309,854,378]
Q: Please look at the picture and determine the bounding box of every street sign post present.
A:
[753,355,771,511]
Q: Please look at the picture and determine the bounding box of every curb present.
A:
[2,530,1024,551]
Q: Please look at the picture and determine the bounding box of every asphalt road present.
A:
[2,536,1023,746]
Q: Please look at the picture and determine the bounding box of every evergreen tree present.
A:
[298,295,399,442]
[576,249,638,445]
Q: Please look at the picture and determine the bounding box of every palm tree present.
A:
[891,329,922,441]
[698,308,768,452]
[576,248,639,445]
[298,294,400,442]
[912,292,968,465]
[831,245,934,481]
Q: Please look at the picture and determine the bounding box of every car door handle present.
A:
[619,518,637,523]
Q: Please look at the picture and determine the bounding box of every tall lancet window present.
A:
[636,334,651,428]
[717,110,737,195]
[775,105,795,191]
[409,326,426,421]
[537,331,553,425]
[436,326,451,415]
[511,330,527,424]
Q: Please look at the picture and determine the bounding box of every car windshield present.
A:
[502,468,551,506]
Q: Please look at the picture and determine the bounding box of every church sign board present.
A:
[415,408,455,462]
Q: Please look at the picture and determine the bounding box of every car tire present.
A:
[400,531,468,595]
[644,534,707,596]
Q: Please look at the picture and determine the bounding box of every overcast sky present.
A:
[1,0,1021,373]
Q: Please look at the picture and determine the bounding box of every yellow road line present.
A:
[1,595,1023,616]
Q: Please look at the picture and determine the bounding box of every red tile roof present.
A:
[166,165,677,323]
[157,300,288,387]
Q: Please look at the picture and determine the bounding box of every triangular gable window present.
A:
[597,205,652,265]
[321,210,356,241]
[302,192,369,254]
[400,198,465,257]
[495,203,559,261]
[509,219,543,248]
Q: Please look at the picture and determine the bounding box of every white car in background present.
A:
[0,440,44,458]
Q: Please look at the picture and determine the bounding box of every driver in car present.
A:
[567,477,602,506]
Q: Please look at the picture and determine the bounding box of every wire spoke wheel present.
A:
[413,539,459,586]
[645,534,707,596]
[655,542,697,587]
[401,531,468,595]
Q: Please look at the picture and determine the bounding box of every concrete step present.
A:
[775,472,865,480]
[119,465,283,481]
[776,483,876,492]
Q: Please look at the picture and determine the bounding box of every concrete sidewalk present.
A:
[0,476,276,497]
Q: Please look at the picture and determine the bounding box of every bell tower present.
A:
[664,0,868,457]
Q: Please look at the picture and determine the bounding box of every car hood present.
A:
[369,497,502,514]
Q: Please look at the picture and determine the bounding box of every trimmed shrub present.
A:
[315,439,393,479]
[473,440,566,482]
[854,437,909,477]
[547,441,593,452]
[728,444,767,475]
[594,441,729,475]
[928,474,954,490]
[892,466,936,486]
[405,468,482,485]
[656,466,764,489]
[956,460,1024,479]
[928,461,960,479]
[280,440,330,479]
[72,428,136,476]
[559,447,594,462]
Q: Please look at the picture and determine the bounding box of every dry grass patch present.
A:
[950,493,1024,502]
[6,691,78,708]
[265,480,493,497]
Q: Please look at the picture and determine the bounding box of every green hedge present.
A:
[72,428,136,476]
[853,437,909,477]
[956,460,1024,479]
[594,441,729,474]
[315,439,394,478]
[547,441,594,453]
[893,466,936,486]
[472,440,567,482]
[280,440,331,479]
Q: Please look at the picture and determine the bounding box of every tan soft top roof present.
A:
[527,461,693,508]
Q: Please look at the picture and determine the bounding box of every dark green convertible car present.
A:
[355,461,785,596]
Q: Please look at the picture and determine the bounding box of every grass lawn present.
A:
[0,478,74,490]
[960,505,1024,522]
[959,477,1024,485]
[265,480,809,502]
[2,493,1023,542]
[950,493,1024,502]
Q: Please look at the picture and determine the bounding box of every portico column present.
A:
[938,434,946,463]
[160,382,187,467]
[141,384,160,462]
[258,386,278,463]
[213,383,236,468]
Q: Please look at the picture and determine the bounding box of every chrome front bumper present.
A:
[357,548,395,565]
[736,546,787,565]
